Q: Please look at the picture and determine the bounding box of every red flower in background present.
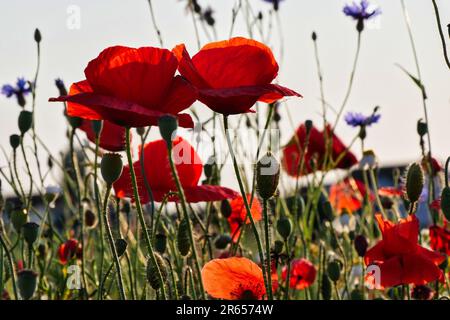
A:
[114,136,238,203]
[228,194,262,242]
[281,258,316,290]
[329,178,372,214]
[50,46,197,128]
[378,186,403,198]
[282,124,358,177]
[429,225,450,256]
[173,37,301,115]
[364,214,445,288]
[58,239,82,265]
[202,257,266,300]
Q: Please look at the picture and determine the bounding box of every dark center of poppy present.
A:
[239,289,258,300]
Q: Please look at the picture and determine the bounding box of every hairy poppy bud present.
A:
[92,120,103,137]
[305,120,313,133]
[84,209,98,229]
[177,218,191,256]
[214,234,231,250]
[34,28,41,43]
[406,163,424,204]
[22,222,39,246]
[312,31,317,41]
[273,240,284,254]
[327,260,342,282]
[11,208,28,233]
[204,163,213,179]
[417,119,428,137]
[220,199,232,218]
[276,216,292,239]
[146,253,167,290]
[68,116,82,129]
[114,239,128,257]
[440,187,450,221]
[17,270,38,300]
[18,110,33,134]
[354,235,368,257]
[100,153,123,186]
[158,115,178,145]
[256,152,280,200]
[136,127,146,136]
[155,233,167,254]
[9,134,21,149]
[321,274,332,300]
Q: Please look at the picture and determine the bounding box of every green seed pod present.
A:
[155,233,167,254]
[68,116,82,128]
[256,152,280,200]
[34,28,42,43]
[17,270,38,300]
[354,234,368,257]
[22,222,39,246]
[350,288,364,300]
[417,119,428,137]
[321,200,334,221]
[276,216,292,240]
[158,115,178,145]
[100,153,123,186]
[84,209,98,229]
[204,163,214,179]
[146,253,167,290]
[91,120,103,137]
[321,274,332,300]
[114,239,128,257]
[177,218,191,256]
[312,31,317,41]
[220,199,232,218]
[18,110,33,134]
[440,187,450,221]
[406,163,424,204]
[214,234,231,250]
[136,127,146,136]
[273,240,284,254]
[327,260,342,282]
[9,134,21,149]
[305,120,313,133]
[11,209,28,233]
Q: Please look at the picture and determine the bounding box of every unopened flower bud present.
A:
[146,253,167,290]
[312,31,317,41]
[276,216,292,239]
[305,120,313,133]
[406,162,424,204]
[327,260,342,282]
[155,233,167,253]
[92,120,103,137]
[220,199,232,218]
[273,240,284,254]
[417,119,428,137]
[136,127,146,136]
[177,218,191,256]
[256,152,280,200]
[214,234,231,250]
[17,270,38,300]
[67,116,82,129]
[321,200,334,221]
[354,234,368,257]
[100,153,123,186]
[22,222,39,246]
[11,209,28,233]
[114,238,128,257]
[18,110,33,134]
[84,209,98,229]
[321,274,332,300]
[9,134,21,149]
[34,28,42,43]
[158,115,178,145]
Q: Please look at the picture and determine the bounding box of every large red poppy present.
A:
[429,224,450,256]
[50,46,197,128]
[281,124,358,177]
[329,178,372,214]
[113,136,238,203]
[202,257,266,300]
[281,258,317,290]
[364,214,445,288]
[227,194,262,242]
[173,37,301,115]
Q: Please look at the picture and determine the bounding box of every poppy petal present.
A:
[182,185,239,203]
[173,44,210,88]
[160,75,198,115]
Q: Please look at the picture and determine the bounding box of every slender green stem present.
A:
[284,240,291,300]
[262,199,273,300]
[124,128,166,299]
[147,0,163,47]
[431,0,450,70]
[0,234,17,299]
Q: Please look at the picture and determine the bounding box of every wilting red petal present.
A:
[281,258,316,290]
[202,257,266,300]
[228,194,262,242]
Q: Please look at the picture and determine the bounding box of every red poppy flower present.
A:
[58,239,81,265]
[227,194,262,242]
[364,214,445,288]
[281,124,357,177]
[281,258,316,290]
[329,178,371,214]
[202,257,266,300]
[113,136,238,203]
[429,225,450,256]
[378,187,403,198]
[173,37,301,115]
[50,46,197,128]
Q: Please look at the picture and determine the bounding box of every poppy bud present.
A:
[146,253,167,290]
[256,152,280,200]
[18,110,33,134]
[312,31,317,41]
[321,274,332,300]
[440,187,450,221]
[327,260,341,282]
[22,222,39,246]
[276,216,292,240]
[84,209,98,229]
[11,208,27,233]
[9,134,21,149]
[17,269,38,300]
[204,163,213,179]
[417,119,428,137]
[273,240,284,254]
[38,243,47,257]
[158,115,178,145]
[136,127,146,136]
[354,234,368,257]
[214,234,231,250]
[100,153,123,186]
[47,156,53,169]
[321,200,334,221]
[34,28,41,43]
[92,120,103,137]
[177,218,191,256]
[350,288,364,300]
[68,116,82,128]
[305,120,313,133]
[220,199,232,218]
[155,233,167,254]
[114,238,128,257]
[405,162,424,204]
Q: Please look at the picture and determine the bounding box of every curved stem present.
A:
[262,199,273,300]
[431,0,450,70]
[146,0,163,47]
[0,234,17,299]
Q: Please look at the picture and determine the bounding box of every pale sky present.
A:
[1,0,449,195]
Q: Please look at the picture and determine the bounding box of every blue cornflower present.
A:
[1,77,32,107]
[55,78,68,96]
[345,112,381,127]
[343,0,381,21]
